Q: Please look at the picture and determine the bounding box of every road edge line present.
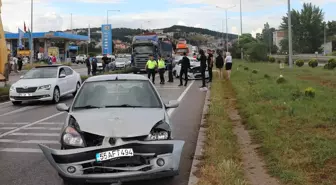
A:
[0,112,64,138]
[167,80,195,117]
[187,84,211,185]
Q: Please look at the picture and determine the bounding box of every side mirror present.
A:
[20,76,23,79]
[59,73,66,78]
[56,103,69,112]
[165,100,179,109]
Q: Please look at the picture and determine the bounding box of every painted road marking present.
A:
[10,132,59,136]
[0,139,59,144]
[0,122,28,125]
[0,112,64,138]
[0,101,11,106]
[0,127,17,130]
[167,80,195,117]
[22,127,61,130]
[36,122,64,125]
[0,105,42,117]
[0,148,42,153]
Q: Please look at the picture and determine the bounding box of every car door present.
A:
[64,67,76,92]
[57,67,68,95]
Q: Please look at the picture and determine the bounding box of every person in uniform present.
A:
[158,56,166,84]
[145,54,157,84]
[166,55,174,83]
[178,52,190,87]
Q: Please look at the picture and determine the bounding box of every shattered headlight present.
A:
[146,120,171,141]
[62,117,84,147]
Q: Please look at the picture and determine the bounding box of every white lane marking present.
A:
[0,101,11,106]
[0,122,28,125]
[37,122,64,125]
[10,132,59,136]
[0,127,17,130]
[0,112,64,138]
[0,139,59,144]
[22,127,60,130]
[0,148,42,153]
[167,80,195,117]
[0,106,42,117]
[157,87,182,90]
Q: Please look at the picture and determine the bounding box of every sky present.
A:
[1,0,336,37]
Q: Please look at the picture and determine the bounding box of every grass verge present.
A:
[232,60,336,185]
[197,73,247,185]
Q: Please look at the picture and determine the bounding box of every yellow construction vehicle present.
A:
[0,0,8,81]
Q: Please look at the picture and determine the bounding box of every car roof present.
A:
[85,74,148,82]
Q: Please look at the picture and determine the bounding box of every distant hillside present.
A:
[72,25,238,44]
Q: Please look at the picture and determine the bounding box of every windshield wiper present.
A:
[73,105,103,109]
[104,104,144,108]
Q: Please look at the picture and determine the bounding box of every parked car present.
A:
[115,58,131,69]
[172,57,209,80]
[39,74,184,185]
[75,54,86,64]
[96,55,116,72]
[9,65,82,105]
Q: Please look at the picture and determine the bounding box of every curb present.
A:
[188,85,211,185]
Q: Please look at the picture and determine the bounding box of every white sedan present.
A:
[173,57,209,80]
[9,65,82,105]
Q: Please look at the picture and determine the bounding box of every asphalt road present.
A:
[0,74,206,185]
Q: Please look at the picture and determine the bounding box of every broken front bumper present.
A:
[39,140,184,183]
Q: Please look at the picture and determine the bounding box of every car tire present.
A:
[12,101,22,106]
[52,87,60,104]
[72,82,80,96]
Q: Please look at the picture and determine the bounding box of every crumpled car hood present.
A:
[70,108,165,138]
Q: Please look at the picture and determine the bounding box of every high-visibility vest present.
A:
[146,60,157,69]
[158,59,165,69]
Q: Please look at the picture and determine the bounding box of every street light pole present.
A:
[288,0,293,68]
[107,10,120,24]
[30,0,33,64]
[216,5,236,53]
[240,0,243,59]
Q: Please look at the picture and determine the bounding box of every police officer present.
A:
[179,52,190,87]
[166,55,174,83]
[146,54,157,84]
[158,55,166,84]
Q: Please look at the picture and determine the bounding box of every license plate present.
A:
[19,93,32,97]
[96,148,134,162]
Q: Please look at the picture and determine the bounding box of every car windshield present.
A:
[72,80,162,110]
[133,45,153,54]
[22,67,58,79]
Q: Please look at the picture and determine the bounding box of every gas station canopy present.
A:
[4,31,89,41]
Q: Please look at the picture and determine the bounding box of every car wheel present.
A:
[72,82,80,96]
[52,87,60,104]
[12,101,22,106]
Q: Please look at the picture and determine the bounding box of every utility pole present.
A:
[70,13,73,34]
[216,5,236,53]
[240,0,243,59]
[324,22,327,55]
[30,0,33,64]
[288,0,293,68]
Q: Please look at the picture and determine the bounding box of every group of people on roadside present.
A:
[7,54,24,74]
[145,54,174,85]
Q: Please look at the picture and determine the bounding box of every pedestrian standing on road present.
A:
[215,50,224,79]
[102,54,108,72]
[17,54,23,72]
[197,49,207,88]
[51,55,57,64]
[207,52,214,83]
[225,52,233,80]
[178,52,190,87]
[166,55,174,83]
[13,55,18,73]
[158,55,166,84]
[146,54,157,84]
[85,55,91,76]
[91,57,97,76]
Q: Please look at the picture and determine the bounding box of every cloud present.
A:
[1,0,335,37]
[251,28,263,38]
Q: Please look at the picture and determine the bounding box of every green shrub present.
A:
[0,86,9,96]
[252,69,258,74]
[331,51,336,56]
[295,59,304,67]
[264,74,270,78]
[268,56,275,63]
[277,60,282,64]
[276,75,286,84]
[324,58,336,70]
[308,59,318,68]
[244,67,249,70]
[304,87,315,98]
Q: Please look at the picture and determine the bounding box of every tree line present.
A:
[231,3,336,61]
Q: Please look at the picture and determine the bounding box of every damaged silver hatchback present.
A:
[38,74,184,185]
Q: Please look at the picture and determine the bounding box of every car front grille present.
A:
[121,135,148,142]
[82,132,104,147]
[16,87,37,93]
[82,156,152,174]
